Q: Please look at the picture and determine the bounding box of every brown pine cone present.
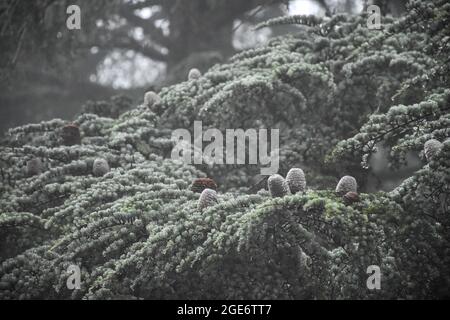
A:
[190,178,218,193]
[61,123,81,146]
[343,191,360,205]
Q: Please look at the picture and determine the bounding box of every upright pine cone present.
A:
[188,68,202,80]
[61,123,81,146]
[268,174,290,198]
[92,158,110,177]
[26,158,43,176]
[335,175,357,195]
[424,139,443,162]
[144,91,161,108]
[286,168,306,194]
[198,188,218,211]
[190,178,217,193]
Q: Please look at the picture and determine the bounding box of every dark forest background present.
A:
[0,0,407,135]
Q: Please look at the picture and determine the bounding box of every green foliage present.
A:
[0,0,449,299]
[255,14,323,30]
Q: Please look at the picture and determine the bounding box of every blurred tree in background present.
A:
[0,0,118,133]
[0,0,290,133]
[0,0,407,134]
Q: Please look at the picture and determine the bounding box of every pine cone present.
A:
[286,168,306,194]
[92,158,110,177]
[268,174,290,198]
[335,175,357,195]
[188,68,202,80]
[26,158,43,176]
[144,91,161,108]
[190,178,218,193]
[343,191,359,205]
[424,139,443,162]
[198,188,218,211]
[61,123,81,146]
